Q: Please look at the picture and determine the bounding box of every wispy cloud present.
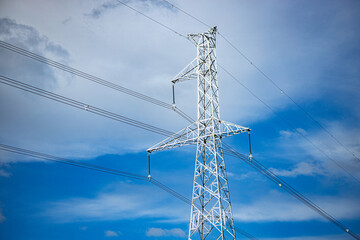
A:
[269,162,325,178]
[85,0,175,19]
[276,123,360,180]
[85,0,121,19]
[146,227,186,238]
[0,17,69,61]
[0,168,11,177]
[233,192,360,222]
[43,182,188,223]
[105,230,121,237]
[261,234,348,240]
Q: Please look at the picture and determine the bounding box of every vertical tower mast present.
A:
[188,26,236,240]
[148,27,249,240]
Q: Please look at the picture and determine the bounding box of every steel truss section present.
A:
[147,26,248,240]
[147,120,249,153]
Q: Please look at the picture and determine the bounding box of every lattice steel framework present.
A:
[148,27,249,240]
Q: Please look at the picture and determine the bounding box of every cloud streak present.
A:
[269,162,325,178]
[105,230,120,237]
[42,182,188,223]
[85,0,175,19]
[233,192,360,222]
[146,227,186,238]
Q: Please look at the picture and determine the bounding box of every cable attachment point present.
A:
[172,82,176,110]
[147,151,151,181]
[248,130,253,162]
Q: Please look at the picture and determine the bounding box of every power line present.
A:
[0,74,197,154]
[0,143,147,181]
[0,143,257,240]
[116,0,189,40]
[0,41,170,110]
[0,40,195,124]
[218,66,360,184]
[160,0,360,163]
[0,75,176,137]
[162,0,212,29]
[221,142,360,240]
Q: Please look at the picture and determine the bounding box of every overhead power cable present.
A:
[0,143,147,181]
[221,142,360,240]
[0,40,195,124]
[116,0,189,40]
[218,65,360,184]
[160,0,360,163]
[0,74,197,150]
[0,41,172,110]
[0,143,257,240]
[0,75,176,137]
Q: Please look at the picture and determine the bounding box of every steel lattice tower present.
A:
[148,27,249,240]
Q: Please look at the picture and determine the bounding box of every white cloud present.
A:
[279,128,307,138]
[276,123,360,180]
[105,230,120,237]
[43,182,189,223]
[146,227,186,238]
[269,162,325,178]
[0,168,11,177]
[261,234,348,240]
[233,192,360,222]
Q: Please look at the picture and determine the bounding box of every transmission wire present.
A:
[0,143,147,181]
[0,40,196,124]
[0,143,257,240]
[116,0,189,40]
[0,75,176,137]
[218,66,360,184]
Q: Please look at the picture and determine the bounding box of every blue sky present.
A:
[0,0,359,239]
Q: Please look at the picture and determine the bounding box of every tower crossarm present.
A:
[172,57,198,84]
[147,120,249,153]
[147,122,198,153]
[218,120,250,137]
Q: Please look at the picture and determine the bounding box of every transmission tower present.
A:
[148,26,249,240]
